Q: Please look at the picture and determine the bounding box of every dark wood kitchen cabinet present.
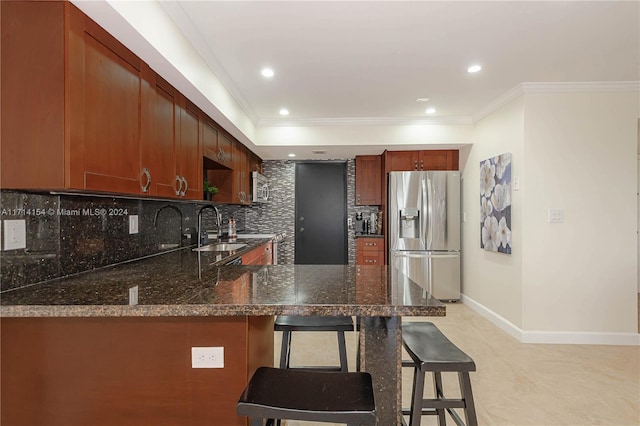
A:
[383,150,459,172]
[1,316,273,426]
[232,142,250,205]
[356,237,384,265]
[1,1,146,193]
[241,241,273,265]
[355,155,382,205]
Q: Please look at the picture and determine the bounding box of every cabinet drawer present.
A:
[356,251,384,265]
[357,238,383,251]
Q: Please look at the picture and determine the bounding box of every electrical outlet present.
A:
[129,215,139,234]
[129,286,139,305]
[192,347,224,368]
[3,219,26,250]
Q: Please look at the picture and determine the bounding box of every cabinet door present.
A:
[146,74,179,198]
[68,8,143,194]
[178,100,201,199]
[355,155,381,205]
[356,250,385,265]
[384,151,419,172]
[248,152,262,174]
[419,150,459,171]
[217,133,234,168]
[232,142,249,204]
[202,118,218,162]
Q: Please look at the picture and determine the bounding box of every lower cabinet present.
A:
[356,238,384,265]
[241,241,273,265]
[0,316,274,426]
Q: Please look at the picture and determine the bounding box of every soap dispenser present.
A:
[228,217,237,238]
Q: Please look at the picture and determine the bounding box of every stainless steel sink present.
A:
[193,243,247,252]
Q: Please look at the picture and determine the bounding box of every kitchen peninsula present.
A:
[1,247,444,425]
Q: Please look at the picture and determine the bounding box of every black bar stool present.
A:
[275,315,355,371]
[237,366,376,426]
[402,321,478,426]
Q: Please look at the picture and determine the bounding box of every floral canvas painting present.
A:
[480,153,512,254]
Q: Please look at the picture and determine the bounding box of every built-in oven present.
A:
[251,171,270,203]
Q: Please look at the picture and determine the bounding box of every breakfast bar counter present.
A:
[1,248,444,425]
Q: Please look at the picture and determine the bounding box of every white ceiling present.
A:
[76,1,639,159]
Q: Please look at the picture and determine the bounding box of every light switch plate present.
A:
[3,219,26,250]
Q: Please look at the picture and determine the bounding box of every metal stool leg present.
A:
[279,330,291,369]
[459,372,478,426]
[337,330,348,372]
[409,366,425,426]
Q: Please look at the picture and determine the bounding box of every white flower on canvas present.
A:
[498,216,511,249]
[494,153,511,179]
[480,160,495,198]
[482,216,500,251]
[491,183,511,212]
[480,197,493,221]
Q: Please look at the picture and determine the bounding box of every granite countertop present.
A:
[1,243,444,318]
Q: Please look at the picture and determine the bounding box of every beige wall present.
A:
[462,90,639,340]
[521,92,638,333]
[461,96,525,328]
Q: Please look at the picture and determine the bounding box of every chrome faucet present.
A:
[197,205,222,247]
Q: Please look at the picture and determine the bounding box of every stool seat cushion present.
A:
[403,322,476,372]
[275,315,354,332]
[237,367,376,424]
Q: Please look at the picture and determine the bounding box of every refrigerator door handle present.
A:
[392,252,459,259]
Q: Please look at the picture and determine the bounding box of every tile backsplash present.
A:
[1,158,380,291]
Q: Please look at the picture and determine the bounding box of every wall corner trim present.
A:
[460,294,640,346]
[472,81,640,124]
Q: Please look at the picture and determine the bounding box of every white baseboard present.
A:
[460,294,640,346]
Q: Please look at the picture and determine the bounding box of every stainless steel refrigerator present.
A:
[388,171,461,301]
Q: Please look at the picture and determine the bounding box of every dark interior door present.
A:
[295,162,347,264]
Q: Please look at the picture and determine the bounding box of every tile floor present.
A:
[274,301,640,425]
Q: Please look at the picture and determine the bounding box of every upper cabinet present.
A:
[1,1,254,201]
[383,150,459,172]
[355,155,382,205]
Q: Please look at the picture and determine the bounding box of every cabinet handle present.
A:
[174,175,182,196]
[414,160,419,170]
[181,177,188,196]
[140,168,151,193]
[365,242,377,246]
[365,259,377,263]
[420,160,424,170]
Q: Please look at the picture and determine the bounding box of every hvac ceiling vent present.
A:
[312,150,327,155]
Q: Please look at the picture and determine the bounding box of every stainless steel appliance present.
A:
[388,171,461,301]
[251,171,270,203]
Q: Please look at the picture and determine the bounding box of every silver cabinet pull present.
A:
[140,168,151,193]
[174,175,182,196]
[181,177,188,196]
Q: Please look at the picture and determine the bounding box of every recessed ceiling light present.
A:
[415,97,430,103]
[467,65,482,73]
[288,153,296,158]
[279,108,289,116]
[426,107,436,114]
[261,68,274,78]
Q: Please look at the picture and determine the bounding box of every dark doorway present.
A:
[295,162,347,264]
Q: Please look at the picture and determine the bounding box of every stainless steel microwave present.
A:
[251,171,270,203]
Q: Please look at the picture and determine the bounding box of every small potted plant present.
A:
[203,180,218,201]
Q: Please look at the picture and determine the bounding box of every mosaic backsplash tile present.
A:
[1,158,382,291]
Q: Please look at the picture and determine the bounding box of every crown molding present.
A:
[473,81,640,123]
[256,115,474,127]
